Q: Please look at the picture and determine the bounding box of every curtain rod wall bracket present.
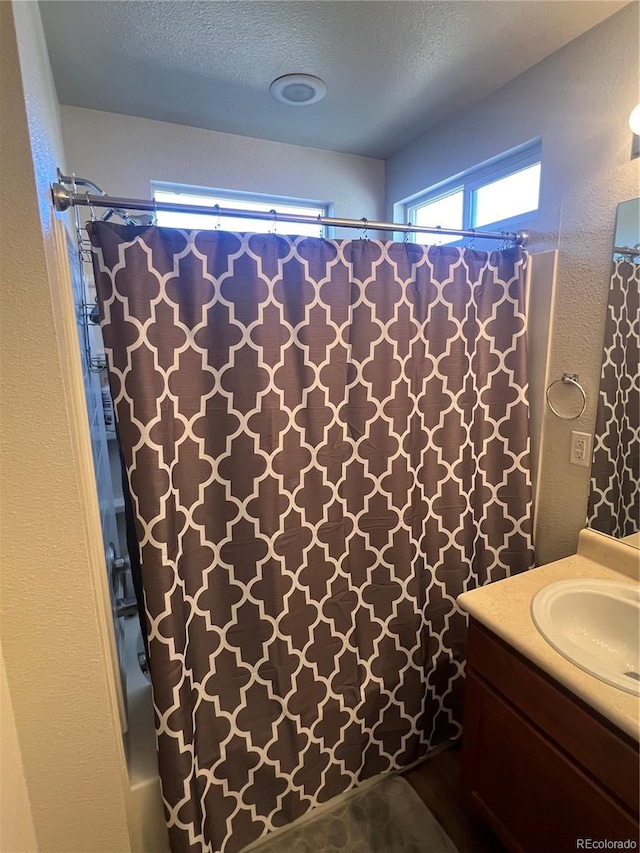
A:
[51,182,72,212]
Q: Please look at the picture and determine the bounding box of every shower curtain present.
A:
[588,258,640,537]
[88,222,534,853]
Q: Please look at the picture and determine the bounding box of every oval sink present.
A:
[531,579,640,695]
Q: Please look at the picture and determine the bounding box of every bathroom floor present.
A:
[402,744,507,853]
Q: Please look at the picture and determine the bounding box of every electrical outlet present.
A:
[570,431,592,467]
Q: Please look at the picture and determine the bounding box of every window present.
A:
[151,183,329,237]
[412,188,464,246]
[402,141,542,244]
[473,163,541,228]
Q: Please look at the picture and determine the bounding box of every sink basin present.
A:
[531,579,640,695]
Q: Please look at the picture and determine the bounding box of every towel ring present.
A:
[545,373,587,421]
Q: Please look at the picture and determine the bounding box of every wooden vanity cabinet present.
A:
[462,619,640,853]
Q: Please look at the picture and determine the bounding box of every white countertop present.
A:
[457,529,640,742]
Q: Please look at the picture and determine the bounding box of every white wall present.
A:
[60,107,385,239]
[386,4,640,565]
[0,2,131,850]
[0,644,37,853]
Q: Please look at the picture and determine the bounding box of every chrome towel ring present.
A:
[545,373,587,421]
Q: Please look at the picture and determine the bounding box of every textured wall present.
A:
[60,107,385,239]
[386,4,640,565]
[0,645,37,853]
[0,2,131,850]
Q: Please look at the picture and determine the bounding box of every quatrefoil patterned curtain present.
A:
[88,222,534,853]
[588,258,640,537]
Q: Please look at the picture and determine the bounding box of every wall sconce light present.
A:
[630,104,640,159]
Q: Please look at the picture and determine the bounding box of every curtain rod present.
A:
[613,245,640,257]
[50,180,528,246]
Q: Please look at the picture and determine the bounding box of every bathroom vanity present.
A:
[458,530,640,852]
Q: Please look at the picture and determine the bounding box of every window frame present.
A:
[401,140,542,244]
[151,181,333,237]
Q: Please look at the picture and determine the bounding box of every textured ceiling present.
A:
[40,0,628,159]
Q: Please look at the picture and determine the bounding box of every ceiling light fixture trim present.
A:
[270,74,327,106]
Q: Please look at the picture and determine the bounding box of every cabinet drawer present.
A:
[466,619,639,815]
[462,670,639,853]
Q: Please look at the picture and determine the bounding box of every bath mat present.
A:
[250,775,459,853]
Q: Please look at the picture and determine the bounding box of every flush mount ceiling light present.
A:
[269,74,327,106]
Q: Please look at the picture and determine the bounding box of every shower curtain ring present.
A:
[317,213,323,239]
[85,191,96,222]
[213,204,221,230]
[360,218,369,240]
[270,209,277,234]
[403,222,411,244]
